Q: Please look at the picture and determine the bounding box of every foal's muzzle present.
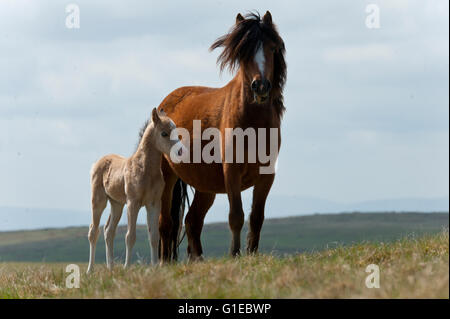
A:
[251,79,272,104]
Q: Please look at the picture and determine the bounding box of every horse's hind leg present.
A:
[185,190,216,261]
[104,200,124,270]
[87,186,107,274]
[124,201,140,268]
[159,159,178,263]
[246,174,275,254]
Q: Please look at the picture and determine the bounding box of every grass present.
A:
[0,230,448,299]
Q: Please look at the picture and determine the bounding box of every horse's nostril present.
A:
[252,79,270,95]
[251,80,258,91]
[177,148,183,156]
[261,79,271,93]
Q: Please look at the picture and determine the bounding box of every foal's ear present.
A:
[151,108,160,124]
[262,11,272,25]
[159,108,167,117]
[236,13,244,24]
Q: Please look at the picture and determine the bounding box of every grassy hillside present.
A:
[0,231,448,298]
[0,212,447,263]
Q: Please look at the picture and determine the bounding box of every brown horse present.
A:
[157,11,286,262]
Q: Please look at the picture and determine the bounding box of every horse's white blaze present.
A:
[255,44,265,76]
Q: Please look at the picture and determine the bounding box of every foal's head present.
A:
[211,11,286,111]
[145,108,184,159]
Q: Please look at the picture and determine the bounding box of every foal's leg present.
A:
[246,174,275,254]
[104,200,124,270]
[185,191,216,261]
[145,201,161,265]
[124,201,140,268]
[223,164,244,257]
[87,187,107,274]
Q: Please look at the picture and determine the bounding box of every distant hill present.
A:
[0,212,447,263]
[0,196,448,230]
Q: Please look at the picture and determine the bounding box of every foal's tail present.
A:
[158,179,189,261]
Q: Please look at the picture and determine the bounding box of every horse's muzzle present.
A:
[251,79,271,104]
[253,93,269,104]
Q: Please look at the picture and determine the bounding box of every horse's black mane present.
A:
[210,12,287,118]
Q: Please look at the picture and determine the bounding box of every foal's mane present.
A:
[210,12,287,118]
[136,119,150,150]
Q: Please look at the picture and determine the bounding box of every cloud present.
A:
[323,44,394,63]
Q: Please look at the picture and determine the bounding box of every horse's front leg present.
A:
[145,201,161,265]
[223,163,244,257]
[246,174,275,254]
[104,200,124,270]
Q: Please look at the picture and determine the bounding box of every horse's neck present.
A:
[134,128,162,171]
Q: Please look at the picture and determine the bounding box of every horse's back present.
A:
[91,154,125,174]
[158,85,219,116]
[91,154,127,200]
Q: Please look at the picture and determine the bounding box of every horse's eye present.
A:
[161,132,168,137]
[271,47,277,53]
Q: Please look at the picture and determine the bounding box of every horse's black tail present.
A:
[170,179,188,261]
[158,178,189,261]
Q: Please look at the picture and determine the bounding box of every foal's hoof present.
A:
[159,259,173,266]
[188,255,204,263]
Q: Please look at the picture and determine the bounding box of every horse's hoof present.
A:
[231,251,241,258]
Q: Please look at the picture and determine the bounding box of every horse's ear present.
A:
[262,11,272,25]
[152,108,160,124]
[159,108,166,116]
[236,13,244,24]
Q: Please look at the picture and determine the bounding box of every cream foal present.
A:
[87,108,183,273]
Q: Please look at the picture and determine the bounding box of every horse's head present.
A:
[150,108,184,160]
[210,11,286,105]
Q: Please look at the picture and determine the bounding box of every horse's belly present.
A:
[169,161,262,194]
[169,161,227,193]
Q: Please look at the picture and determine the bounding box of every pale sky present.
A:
[0,1,448,225]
